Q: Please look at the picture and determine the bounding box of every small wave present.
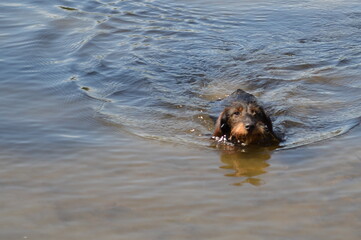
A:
[280,117,360,149]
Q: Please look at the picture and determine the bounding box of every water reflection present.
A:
[218,146,274,186]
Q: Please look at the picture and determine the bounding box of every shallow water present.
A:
[1,0,361,239]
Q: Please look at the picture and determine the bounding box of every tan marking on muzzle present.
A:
[230,123,248,138]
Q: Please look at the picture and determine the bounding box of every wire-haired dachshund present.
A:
[212,89,280,146]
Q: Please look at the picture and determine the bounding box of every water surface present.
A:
[1,0,361,239]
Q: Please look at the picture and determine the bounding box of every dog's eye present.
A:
[233,112,240,116]
[250,110,259,116]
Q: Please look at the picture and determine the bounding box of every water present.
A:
[1,0,361,239]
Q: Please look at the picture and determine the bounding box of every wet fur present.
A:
[212,89,280,146]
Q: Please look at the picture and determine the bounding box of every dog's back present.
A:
[226,89,258,105]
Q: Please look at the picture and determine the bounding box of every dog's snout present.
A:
[245,123,255,132]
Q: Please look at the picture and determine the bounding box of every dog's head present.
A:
[213,102,279,146]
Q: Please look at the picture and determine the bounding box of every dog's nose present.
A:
[245,124,255,132]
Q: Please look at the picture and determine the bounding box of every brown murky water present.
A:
[1,0,361,239]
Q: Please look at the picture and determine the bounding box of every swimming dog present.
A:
[212,89,280,146]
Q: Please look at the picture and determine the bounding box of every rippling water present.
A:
[1,0,361,239]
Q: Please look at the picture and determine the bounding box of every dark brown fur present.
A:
[212,89,280,146]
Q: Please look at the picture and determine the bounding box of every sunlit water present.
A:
[1,0,361,239]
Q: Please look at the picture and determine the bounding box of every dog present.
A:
[212,89,280,146]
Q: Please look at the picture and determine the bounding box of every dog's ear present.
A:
[260,108,273,132]
[213,108,229,137]
[259,107,281,142]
